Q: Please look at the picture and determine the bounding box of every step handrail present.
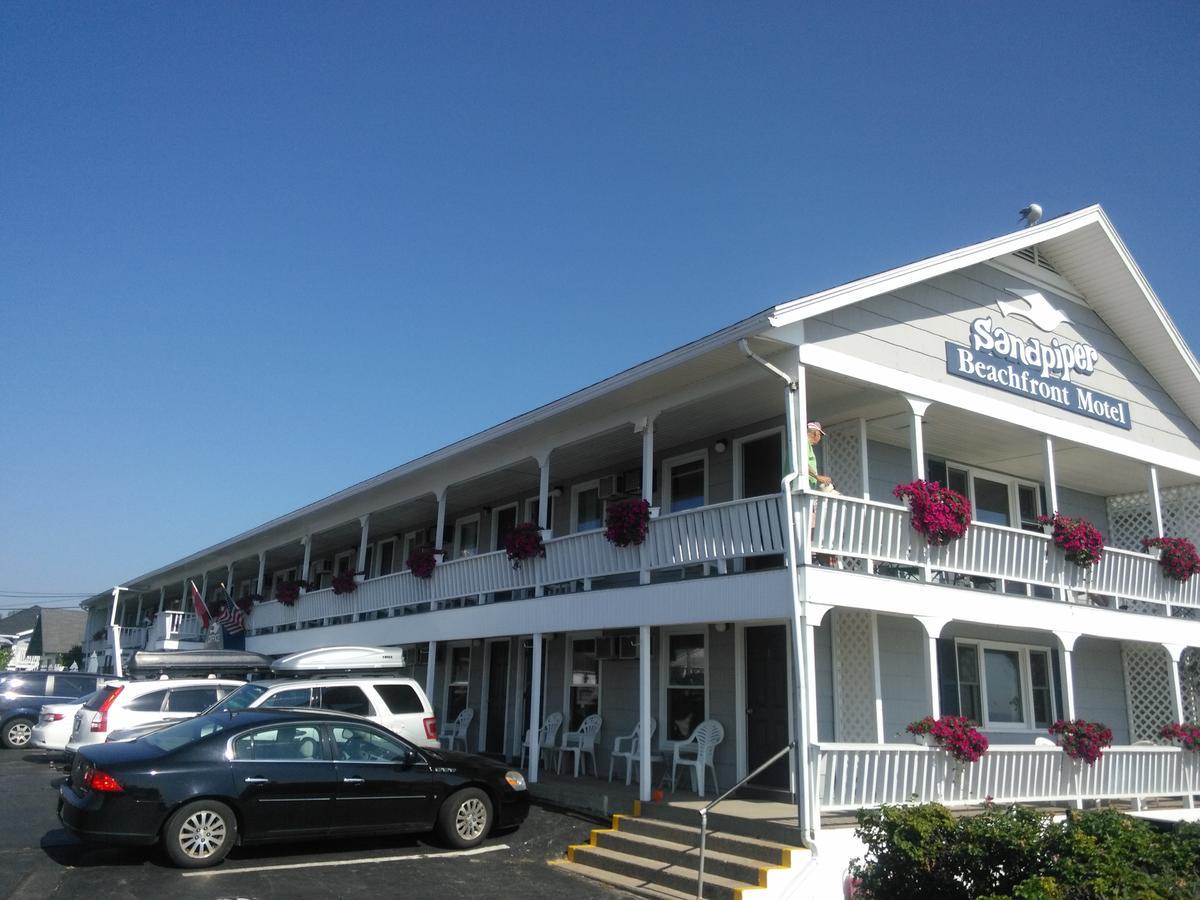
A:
[696,741,796,899]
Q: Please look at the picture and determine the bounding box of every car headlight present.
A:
[504,770,527,791]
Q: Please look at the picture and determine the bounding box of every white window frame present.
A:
[940,462,1042,530]
[524,495,556,533]
[658,626,709,749]
[271,567,298,590]
[571,481,606,533]
[491,502,520,551]
[952,638,1057,732]
[732,427,786,501]
[661,450,709,514]
[333,550,356,576]
[374,537,398,578]
[400,530,425,571]
[443,642,473,722]
[562,631,603,732]
[453,514,481,559]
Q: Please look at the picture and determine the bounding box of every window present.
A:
[568,638,599,730]
[50,675,97,697]
[233,725,324,761]
[572,484,604,532]
[525,495,556,533]
[951,640,1056,730]
[376,683,425,714]
[492,503,519,551]
[454,515,480,558]
[446,646,471,720]
[666,633,706,741]
[330,724,412,763]
[925,460,1041,531]
[334,550,356,575]
[376,539,397,577]
[401,531,425,571]
[125,689,169,712]
[262,687,315,708]
[166,688,219,713]
[663,453,707,513]
[318,685,373,716]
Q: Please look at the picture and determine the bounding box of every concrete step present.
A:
[615,814,791,865]
[568,844,750,900]
[550,859,696,900]
[593,828,768,885]
[637,801,806,845]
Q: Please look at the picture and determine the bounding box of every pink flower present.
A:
[1049,719,1113,766]
[893,481,972,545]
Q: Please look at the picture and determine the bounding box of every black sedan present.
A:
[59,707,530,868]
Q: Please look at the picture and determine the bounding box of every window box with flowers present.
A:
[504,521,545,569]
[1160,722,1200,751]
[1141,536,1200,583]
[1039,513,1105,569]
[1049,719,1113,766]
[331,572,358,595]
[406,545,438,580]
[893,480,972,546]
[604,499,651,548]
[906,715,989,764]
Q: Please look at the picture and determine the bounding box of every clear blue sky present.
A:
[2,2,1197,607]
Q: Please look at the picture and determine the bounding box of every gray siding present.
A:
[814,620,835,741]
[807,263,1200,457]
[867,440,914,501]
[876,615,930,741]
[1057,486,1110,534]
[1072,637,1130,744]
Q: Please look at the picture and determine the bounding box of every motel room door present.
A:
[744,624,792,793]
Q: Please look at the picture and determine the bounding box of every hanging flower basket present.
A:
[1049,719,1113,766]
[1160,722,1200,751]
[331,572,358,595]
[274,580,303,607]
[1141,536,1200,583]
[605,499,652,548]
[406,545,438,579]
[504,522,546,569]
[893,480,972,546]
[906,715,989,764]
[236,594,259,612]
[1039,513,1105,569]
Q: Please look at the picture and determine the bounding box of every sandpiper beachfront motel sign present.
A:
[945,298,1131,430]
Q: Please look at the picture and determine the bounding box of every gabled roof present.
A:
[28,608,87,656]
[768,205,1200,430]
[0,606,43,637]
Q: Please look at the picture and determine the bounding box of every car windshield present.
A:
[203,682,269,713]
[142,715,229,753]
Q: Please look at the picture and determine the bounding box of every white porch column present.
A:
[536,452,552,530]
[1042,435,1060,514]
[157,586,166,615]
[916,617,948,719]
[902,395,932,481]
[299,535,313,590]
[180,578,188,612]
[636,414,657,585]
[1165,644,1194,809]
[424,641,438,704]
[226,562,236,597]
[638,624,652,801]
[858,417,871,499]
[1056,632,1080,720]
[434,489,448,553]
[528,632,544,783]
[133,595,143,628]
[355,514,371,581]
[256,551,267,595]
[870,613,885,742]
[1147,466,1165,538]
[793,357,812,567]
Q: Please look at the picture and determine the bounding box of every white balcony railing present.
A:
[82,625,149,656]
[807,492,1200,611]
[148,611,204,644]
[248,494,788,632]
[816,743,1200,811]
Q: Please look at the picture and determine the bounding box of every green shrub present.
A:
[851,804,1200,899]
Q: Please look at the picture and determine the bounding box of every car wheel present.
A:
[163,800,237,868]
[437,787,492,849]
[2,717,35,750]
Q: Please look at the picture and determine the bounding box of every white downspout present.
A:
[739,338,818,849]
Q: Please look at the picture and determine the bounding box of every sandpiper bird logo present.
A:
[995,288,1069,333]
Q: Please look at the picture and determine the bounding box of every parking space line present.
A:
[181,843,509,877]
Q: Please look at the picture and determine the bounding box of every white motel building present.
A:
[80,205,1200,886]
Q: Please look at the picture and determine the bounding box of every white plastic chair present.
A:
[437,708,474,751]
[520,711,563,769]
[608,719,657,785]
[557,714,603,777]
[671,719,724,797]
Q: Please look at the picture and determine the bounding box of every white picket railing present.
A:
[248,495,788,633]
[816,743,1200,811]
[149,611,203,644]
[806,493,1200,611]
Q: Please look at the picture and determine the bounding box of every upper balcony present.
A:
[245,490,1197,636]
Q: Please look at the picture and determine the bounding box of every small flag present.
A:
[189,581,210,630]
[214,585,246,635]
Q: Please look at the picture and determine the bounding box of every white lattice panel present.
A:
[832,609,878,742]
[823,422,864,499]
[1108,484,1200,552]
[1182,648,1200,724]
[1123,642,1176,742]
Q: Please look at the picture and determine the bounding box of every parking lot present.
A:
[0,749,633,899]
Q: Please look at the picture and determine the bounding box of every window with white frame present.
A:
[375,538,397,577]
[926,460,1043,532]
[401,531,424,571]
[665,632,706,741]
[446,645,471,720]
[568,638,599,730]
[662,452,707,513]
[572,483,604,533]
[525,495,556,533]
[951,639,1055,730]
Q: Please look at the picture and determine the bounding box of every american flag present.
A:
[213,586,246,635]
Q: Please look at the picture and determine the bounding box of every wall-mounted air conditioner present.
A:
[597,474,621,499]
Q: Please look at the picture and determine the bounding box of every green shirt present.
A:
[808,442,819,488]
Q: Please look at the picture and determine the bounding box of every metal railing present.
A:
[695,741,796,899]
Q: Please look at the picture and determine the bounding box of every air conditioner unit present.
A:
[617,634,640,659]
[597,474,621,500]
[594,636,616,660]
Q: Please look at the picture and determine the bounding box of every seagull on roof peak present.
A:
[1019,204,1043,227]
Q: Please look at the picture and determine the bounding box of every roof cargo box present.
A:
[128,649,275,678]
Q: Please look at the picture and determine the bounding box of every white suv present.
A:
[66,678,244,754]
[188,677,440,748]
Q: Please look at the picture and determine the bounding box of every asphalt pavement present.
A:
[0,748,634,899]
